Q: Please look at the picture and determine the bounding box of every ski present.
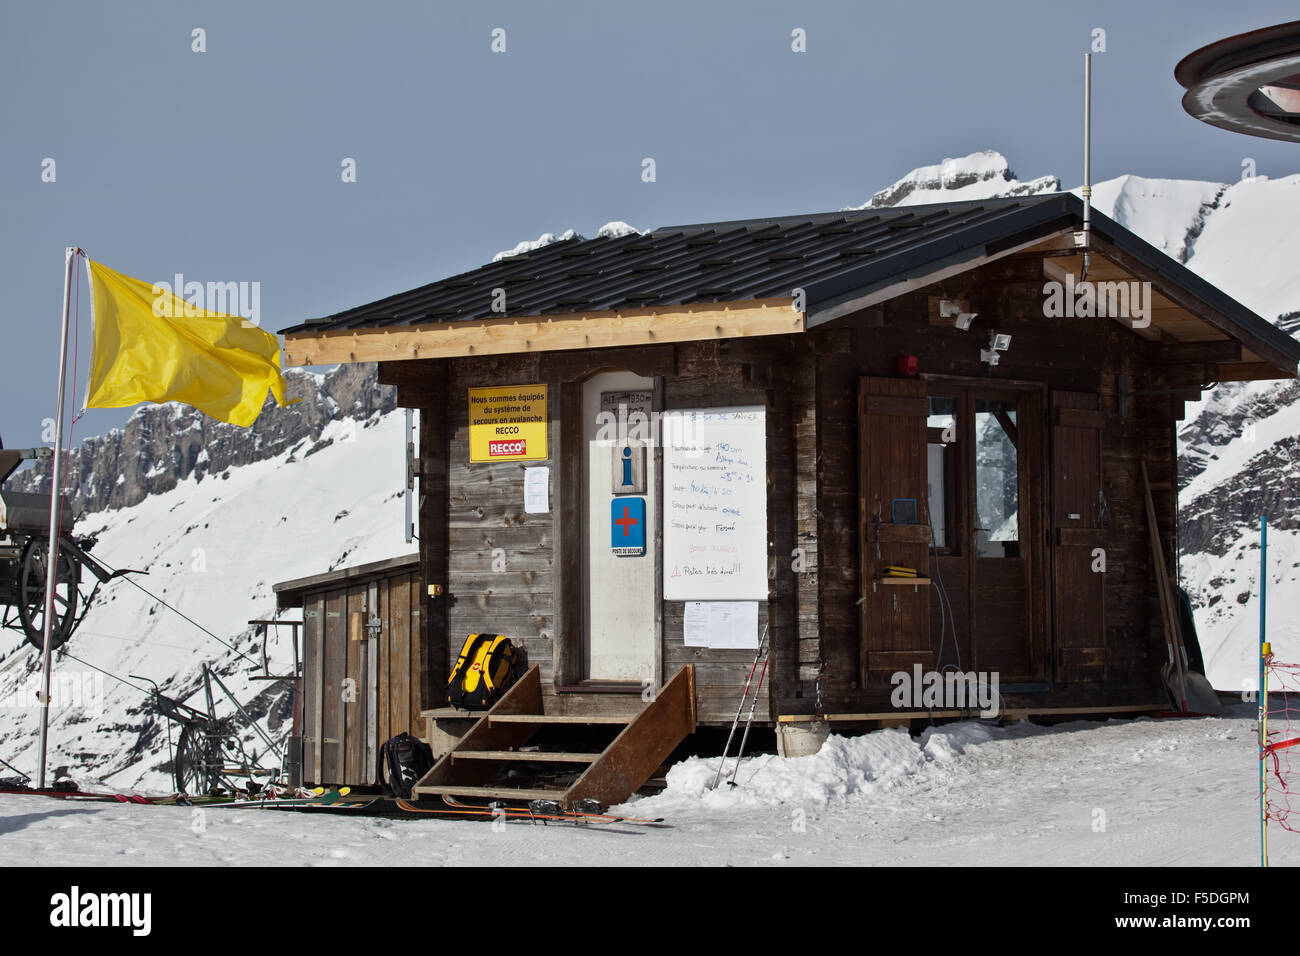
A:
[394,797,648,830]
[191,787,353,809]
[434,794,671,827]
[1,785,177,804]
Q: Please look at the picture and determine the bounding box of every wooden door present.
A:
[1050,391,1107,681]
[858,377,932,688]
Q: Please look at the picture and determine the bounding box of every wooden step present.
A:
[450,750,599,764]
[432,785,569,802]
[488,714,631,726]
[564,663,696,808]
[422,707,482,720]
[412,664,698,809]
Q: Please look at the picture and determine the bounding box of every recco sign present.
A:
[468,384,548,462]
[489,439,527,457]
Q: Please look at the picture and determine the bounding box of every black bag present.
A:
[379,732,434,798]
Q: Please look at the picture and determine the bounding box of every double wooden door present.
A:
[926,384,1042,683]
[859,377,1046,688]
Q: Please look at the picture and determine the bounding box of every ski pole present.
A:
[727,650,769,788]
[710,624,768,790]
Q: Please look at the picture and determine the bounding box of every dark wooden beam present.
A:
[1153,340,1242,365]
[1089,234,1295,374]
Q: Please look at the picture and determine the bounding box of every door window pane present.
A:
[974,399,1019,558]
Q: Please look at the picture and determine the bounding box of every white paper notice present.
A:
[682,601,759,649]
[524,466,549,514]
[662,406,767,600]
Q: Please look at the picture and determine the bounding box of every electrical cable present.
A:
[85,553,260,667]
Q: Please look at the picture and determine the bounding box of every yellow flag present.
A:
[84,259,295,427]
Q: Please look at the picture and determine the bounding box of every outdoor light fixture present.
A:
[939,298,978,330]
[981,330,1011,367]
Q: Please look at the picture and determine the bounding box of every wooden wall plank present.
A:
[377,577,390,754]
[321,591,345,785]
[409,571,424,737]
[345,585,364,785]
[389,577,412,734]
[302,596,321,784]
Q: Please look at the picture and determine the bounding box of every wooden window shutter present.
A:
[1050,390,1107,682]
[858,376,932,688]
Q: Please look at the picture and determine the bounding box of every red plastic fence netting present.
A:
[1264,654,1300,832]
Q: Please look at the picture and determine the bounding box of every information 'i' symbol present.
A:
[621,445,633,486]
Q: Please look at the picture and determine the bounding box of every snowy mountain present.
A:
[0,368,411,792]
[6,363,396,514]
[847,149,1060,209]
[494,220,642,261]
[1,150,1296,792]
[1085,172,1300,691]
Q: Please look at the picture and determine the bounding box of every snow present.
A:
[493,222,641,261]
[0,410,415,792]
[596,221,640,238]
[846,150,1059,209]
[1180,401,1297,505]
[1181,527,1300,692]
[0,709,1286,866]
[1081,175,1223,262]
[493,229,579,261]
[1185,174,1300,323]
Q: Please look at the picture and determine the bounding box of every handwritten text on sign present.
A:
[662,406,767,601]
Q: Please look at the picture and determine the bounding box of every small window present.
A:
[974,398,1019,558]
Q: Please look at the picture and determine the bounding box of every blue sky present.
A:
[2,0,1297,447]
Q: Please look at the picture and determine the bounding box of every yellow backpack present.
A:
[447,633,519,710]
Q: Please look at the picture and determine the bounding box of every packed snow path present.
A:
[0,711,1286,866]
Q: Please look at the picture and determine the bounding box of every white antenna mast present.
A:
[1082,52,1092,281]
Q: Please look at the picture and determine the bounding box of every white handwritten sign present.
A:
[662,406,767,601]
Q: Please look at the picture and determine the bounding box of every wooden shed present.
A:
[273,554,423,788]
[279,194,1300,804]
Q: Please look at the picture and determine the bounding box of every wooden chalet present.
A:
[276,194,1300,805]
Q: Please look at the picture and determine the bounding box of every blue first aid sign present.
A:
[611,497,646,556]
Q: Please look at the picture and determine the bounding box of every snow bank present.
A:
[630,720,1049,813]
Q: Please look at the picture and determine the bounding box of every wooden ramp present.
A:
[412,664,696,809]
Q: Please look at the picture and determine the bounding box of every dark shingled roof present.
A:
[279,194,1300,369]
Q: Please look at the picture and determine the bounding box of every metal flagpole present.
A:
[36,245,77,789]
[1082,52,1092,282]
